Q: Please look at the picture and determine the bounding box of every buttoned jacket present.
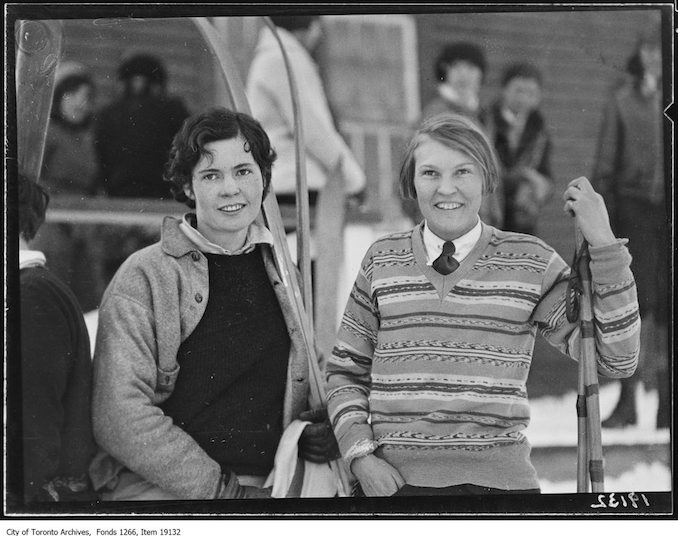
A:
[89,216,312,499]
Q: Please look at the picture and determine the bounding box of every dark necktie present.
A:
[432,241,459,275]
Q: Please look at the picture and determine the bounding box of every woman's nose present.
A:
[219,174,240,195]
[437,175,459,195]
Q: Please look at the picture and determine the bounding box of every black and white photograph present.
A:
[3,2,674,529]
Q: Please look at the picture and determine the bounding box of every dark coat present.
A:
[20,265,97,502]
[94,95,189,198]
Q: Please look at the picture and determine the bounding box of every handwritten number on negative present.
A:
[590,492,650,509]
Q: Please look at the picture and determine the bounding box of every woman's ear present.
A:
[183,183,195,200]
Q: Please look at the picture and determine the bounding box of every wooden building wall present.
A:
[58,17,217,117]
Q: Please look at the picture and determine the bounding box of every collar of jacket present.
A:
[160,215,200,258]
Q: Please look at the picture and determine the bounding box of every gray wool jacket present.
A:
[89,216,313,499]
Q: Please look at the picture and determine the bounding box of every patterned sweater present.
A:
[326,222,639,490]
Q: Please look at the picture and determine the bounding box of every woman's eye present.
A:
[420,169,437,177]
[457,167,472,175]
[201,173,219,181]
[236,168,252,177]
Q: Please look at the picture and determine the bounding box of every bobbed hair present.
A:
[434,42,487,82]
[18,174,50,242]
[164,107,277,208]
[399,113,500,200]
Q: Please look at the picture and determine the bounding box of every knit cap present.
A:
[55,60,89,87]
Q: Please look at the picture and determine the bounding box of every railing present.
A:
[45,193,383,228]
[45,122,413,228]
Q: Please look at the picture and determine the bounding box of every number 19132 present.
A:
[590,492,650,509]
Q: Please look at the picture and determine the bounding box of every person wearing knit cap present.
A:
[93,52,189,199]
[32,60,105,312]
[91,52,191,300]
[41,60,98,196]
[592,30,669,430]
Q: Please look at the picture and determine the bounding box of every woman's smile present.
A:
[218,203,246,213]
[434,201,464,210]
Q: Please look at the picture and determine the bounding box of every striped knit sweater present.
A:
[326,222,639,490]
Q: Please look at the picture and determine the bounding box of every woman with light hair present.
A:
[327,113,640,496]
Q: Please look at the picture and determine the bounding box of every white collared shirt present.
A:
[423,218,482,266]
[19,249,47,270]
[179,213,274,255]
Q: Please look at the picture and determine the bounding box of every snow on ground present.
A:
[528,382,670,448]
[540,460,671,494]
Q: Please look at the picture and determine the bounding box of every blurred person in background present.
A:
[89,108,338,501]
[33,61,105,312]
[422,42,487,122]
[246,15,366,274]
[327,114,639,496]
[405,42,502,229]
[481,62,553,236]
[592,33,669,430]
[41,61,98,197]
[94,52,189,199]
[93,52,190,287]
[18,174,97,503]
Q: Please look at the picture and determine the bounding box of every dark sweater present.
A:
[19,266,97,502]
[160,248,291,476]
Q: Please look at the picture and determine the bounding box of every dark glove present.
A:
[216,471,272,499]
[298,407,341,464]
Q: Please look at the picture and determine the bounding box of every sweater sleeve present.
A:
[532,239,640,378]
[92,283,222,500]
[326,249,380,463]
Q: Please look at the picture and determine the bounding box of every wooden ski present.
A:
[191,16,353,497]
[15,19,63,181]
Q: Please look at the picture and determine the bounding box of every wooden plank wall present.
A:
[58,17,217,117]
[414,8,665,259]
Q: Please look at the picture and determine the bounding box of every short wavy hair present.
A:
[18,174,50,242]
[164,107,277,208]
[399,113,499,200]
[434,42,487,83]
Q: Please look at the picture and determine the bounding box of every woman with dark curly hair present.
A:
[89,107,338,501]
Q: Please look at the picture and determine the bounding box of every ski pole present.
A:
[568,226,605,492]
